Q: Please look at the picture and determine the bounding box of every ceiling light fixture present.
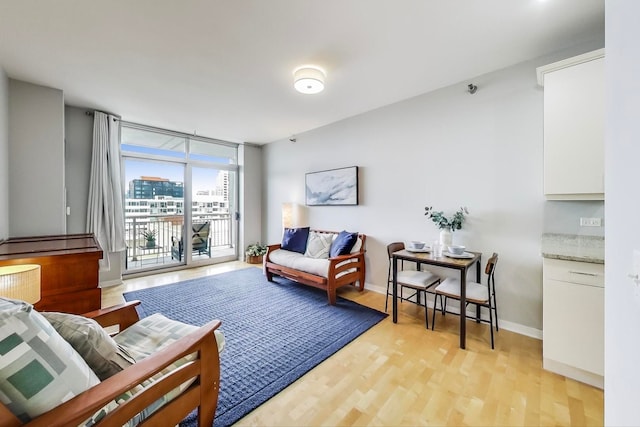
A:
[293,66,325,94]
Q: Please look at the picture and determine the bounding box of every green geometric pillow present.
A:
[0,298,100,423]
[42,312,135,381]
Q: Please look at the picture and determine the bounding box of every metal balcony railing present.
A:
[124,213,233,271]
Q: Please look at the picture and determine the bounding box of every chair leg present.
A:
[431,294,437,330]
[385,280,391,312]
[493,290,499,331]
[488,301,495,349]
[422,290,429,329]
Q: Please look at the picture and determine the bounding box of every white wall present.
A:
[0,67,8,240]
[264,43,603,333]
[605,1,640,424]
[8,79,65,237]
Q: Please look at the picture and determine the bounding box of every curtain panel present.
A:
[86,111,126,269]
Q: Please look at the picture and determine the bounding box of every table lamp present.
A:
[0,264,41,303]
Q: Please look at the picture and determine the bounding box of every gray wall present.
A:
[64,106,93,234]
[264,40,604,334]
[239,144,263,257]
[605,1,640,422]
[0,68,8,240]
[8,79,65,237]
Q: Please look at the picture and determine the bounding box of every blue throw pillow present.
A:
[281,227,310,254]
[329,230,359,257]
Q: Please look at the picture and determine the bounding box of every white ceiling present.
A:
[0,0,604,144]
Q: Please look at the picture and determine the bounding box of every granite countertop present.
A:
[541,233,604,264]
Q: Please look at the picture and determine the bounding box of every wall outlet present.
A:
[580,217,602,227]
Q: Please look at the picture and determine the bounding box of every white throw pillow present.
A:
[304,232,333,259]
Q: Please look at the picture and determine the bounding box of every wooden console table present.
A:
[0,233,103,313]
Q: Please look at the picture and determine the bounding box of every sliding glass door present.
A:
[121,124,238,274]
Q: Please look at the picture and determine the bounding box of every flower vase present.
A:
[439,229,452,248]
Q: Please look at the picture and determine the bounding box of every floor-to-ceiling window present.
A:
[121,123,238,274]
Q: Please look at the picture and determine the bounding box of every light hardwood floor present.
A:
[102,262,603,427]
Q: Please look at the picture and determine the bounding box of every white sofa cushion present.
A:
[269,249,330,278]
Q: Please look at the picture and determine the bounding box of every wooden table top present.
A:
[393,249,481,269]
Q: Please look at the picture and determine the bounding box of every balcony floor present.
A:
[124,246,236,273]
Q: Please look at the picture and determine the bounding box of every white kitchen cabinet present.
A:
[543,258,603,388]
[537,49,604,200]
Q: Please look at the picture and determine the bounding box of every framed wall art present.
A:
[305,166,359,206]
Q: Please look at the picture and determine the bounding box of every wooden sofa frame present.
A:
[264,230,367,305]
[0,300,222,427]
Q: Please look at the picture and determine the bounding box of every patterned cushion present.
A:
[42,312,135,381]
[114,313,225,417]
[0,298,100,423]
[304,232,333,259]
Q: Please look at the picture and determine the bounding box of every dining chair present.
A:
[386,242,441,329]
[431,252,499,348]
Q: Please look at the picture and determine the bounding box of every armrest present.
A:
[267,243,281,252]
[265,244,281,262]
[25,319,222,427]
[82,300,141,332]
[328,251,365,274]
[0,406,20,427]
[328,251,364,264]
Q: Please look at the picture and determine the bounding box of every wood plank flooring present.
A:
[102,262,603,426]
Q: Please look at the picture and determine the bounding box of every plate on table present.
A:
[443,251,475,259]
[406,247,431,253]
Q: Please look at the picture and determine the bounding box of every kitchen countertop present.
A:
[541,233,604,264]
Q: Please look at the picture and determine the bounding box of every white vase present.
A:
[439,229,452,248]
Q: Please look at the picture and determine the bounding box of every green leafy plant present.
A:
[141,229,157,242]
[424,206,469,232]
[246,242,267,256]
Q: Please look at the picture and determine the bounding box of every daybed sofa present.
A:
[264,228,367,305]
[0,298,224,427]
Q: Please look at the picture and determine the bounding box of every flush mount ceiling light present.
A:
[293,66,325,94]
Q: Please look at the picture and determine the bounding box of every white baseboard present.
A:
[363,282,543,340]
[544,358,604,389]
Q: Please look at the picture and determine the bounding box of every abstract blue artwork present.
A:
[305,166,359,206]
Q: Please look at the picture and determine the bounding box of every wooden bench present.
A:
[264,230,366,305]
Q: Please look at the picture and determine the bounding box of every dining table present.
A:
[392,248,482,349]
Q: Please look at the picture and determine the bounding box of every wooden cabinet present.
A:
[0,234,103,314]
[543,258,603,388]
[537,49,605,200]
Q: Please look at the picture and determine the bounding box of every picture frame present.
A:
[305,166,359,206]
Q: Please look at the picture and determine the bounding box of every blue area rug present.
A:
[123,267,387,427]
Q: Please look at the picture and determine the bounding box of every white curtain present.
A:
[86,111,126,270]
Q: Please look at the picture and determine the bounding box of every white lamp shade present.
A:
[282,203,307,229]
[294,66,325,94]
[0,264,41,304]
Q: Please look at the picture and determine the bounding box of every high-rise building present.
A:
[129,176,184,199]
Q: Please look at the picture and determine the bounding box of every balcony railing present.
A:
[124,213,233,271]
